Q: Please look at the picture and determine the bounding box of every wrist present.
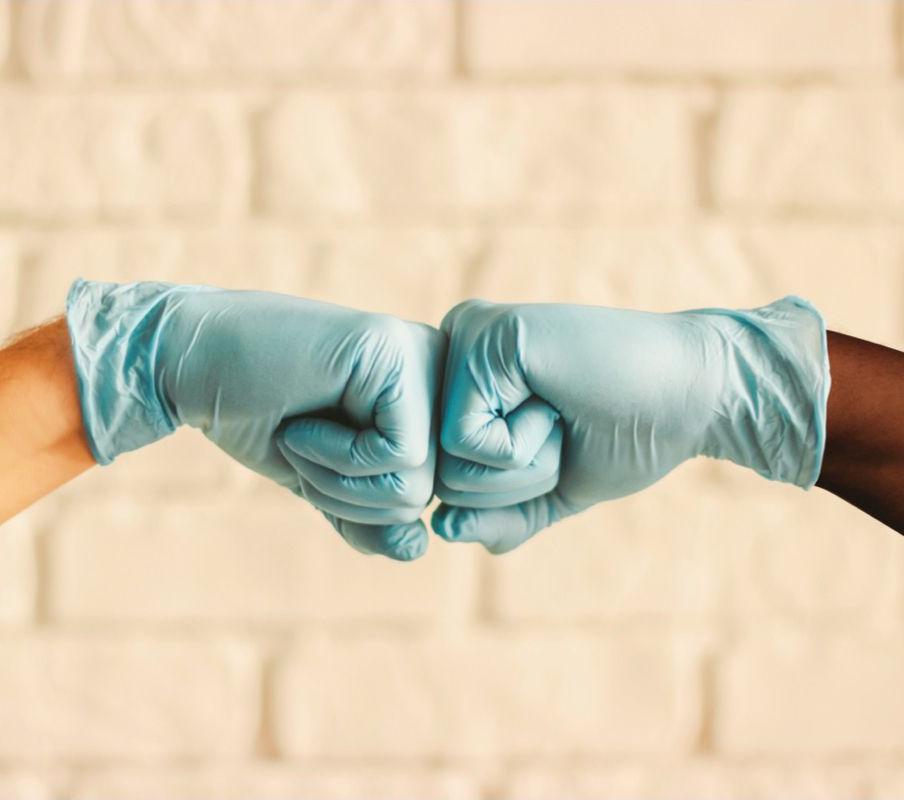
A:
[692,296,831,488]
[66,279,183,465]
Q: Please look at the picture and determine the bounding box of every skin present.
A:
[815,331,904,532]
[0,318,94,520]
[0,316,901,534]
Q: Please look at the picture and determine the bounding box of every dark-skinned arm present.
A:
[817,331,904,532]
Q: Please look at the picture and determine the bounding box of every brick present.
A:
[714,89,904,214]
[273,633,702,758]
[466,1,893,77]
[715,632,904,755]
[47,494,454,624]
[459,225,762,310]
[502,764,868,800]
[733,223,904,349]
[67,766,475,800]
[0,93,248,222]
[18,0,451,80]
[11,227,469,330]
[0,636,258,759]
[262,89,700,221]
[0,510,36,626]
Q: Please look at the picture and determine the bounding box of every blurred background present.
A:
[1,0,904,797]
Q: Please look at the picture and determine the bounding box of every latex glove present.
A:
[66,279,445,561]
[432,297,830,553]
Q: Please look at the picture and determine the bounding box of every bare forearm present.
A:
[0,318,95,521]
[816,330,904,532]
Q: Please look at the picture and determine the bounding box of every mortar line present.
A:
[452,0,469,81]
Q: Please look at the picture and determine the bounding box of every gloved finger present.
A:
[441,390,560,471]
[438,420,563,494]
[282,416,426,478]
[284,324,443,476]
[440,298,493,337]
[436,471,559,510]
[323,512,428,561]
[441,300,559,470]
[295,478,425,526]
[371,323,445,468]
[431,492,572,555]
[279,438,433,510]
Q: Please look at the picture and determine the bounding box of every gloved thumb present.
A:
[431,492,571,555]
[324,513,429,562]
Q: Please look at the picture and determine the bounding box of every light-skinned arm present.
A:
[0,318,95,521]
[1,280,446,561]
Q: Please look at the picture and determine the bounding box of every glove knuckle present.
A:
[440,425,471,460]
[366,313,408,346]
[393,438,429,470]
[387,472,432,509]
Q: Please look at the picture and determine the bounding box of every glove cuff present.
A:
[66,279,181,465]
[696,296,831,489]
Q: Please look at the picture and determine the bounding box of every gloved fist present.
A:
[66,279,445,561]
[432,298,830,554]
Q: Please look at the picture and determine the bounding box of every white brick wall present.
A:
[2,0,904,796]
[0,93,249,221]
[716,632,904,755]
[715,89,904,214]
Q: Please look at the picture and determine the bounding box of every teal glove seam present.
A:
[65,281,105,466]
[791,295,831,489]
[66,278,179,465]
[742,294,829,489]
[690,295,830,489]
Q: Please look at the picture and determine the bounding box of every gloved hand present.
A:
[66,279,445,561]
[432,297,830,554]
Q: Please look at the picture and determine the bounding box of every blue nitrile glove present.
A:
[432,297,830,554]
[66,279,445,561]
